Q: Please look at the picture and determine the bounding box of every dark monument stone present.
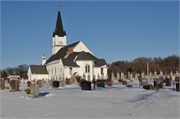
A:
[10,80,20,91]
[154,80,163,88]
[118,79,123,83]
[97,80,105,88]
[80,79,86,87]
[81,81,91,90]
[165,80,171,86]
[66,78,70,85]
[0,79,5,90]
[175,77,179,82]
[143,84,154,90]
[159,77,164,81]
[53,81,59,87]
[107,80,113,86]
[126,85,133,87]
[176,83,179,92]
[153,78,159,81]
[122,80,127,85]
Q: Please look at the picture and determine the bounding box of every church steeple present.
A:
[52,4,67,55]
[53,4,66,37]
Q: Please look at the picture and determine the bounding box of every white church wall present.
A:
[31,74,49,81]
[64,67,79,79]
[76,60,94,81]
[94,67,108,79]
[73,41,94,56]
[46,62,60,80]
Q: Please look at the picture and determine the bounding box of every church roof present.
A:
[61,58,80,67]
[76,51,98,61]
[45,41,80,64]
[94,59,107,67]
[53,10,66,37]
[29,65,48,74]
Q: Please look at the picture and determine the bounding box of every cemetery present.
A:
[0,70,179,118]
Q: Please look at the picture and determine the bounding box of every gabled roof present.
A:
[29,65,48,74]
[61,58,80,67]
[53,10,66,37]
[94,59,107,67]
[45,41,80,64]
[76,51,97,61]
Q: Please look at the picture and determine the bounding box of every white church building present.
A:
[27,5,108,81]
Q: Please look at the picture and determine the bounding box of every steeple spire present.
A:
[53,4,66,37]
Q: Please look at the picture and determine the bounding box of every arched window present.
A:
[85,64,90,73]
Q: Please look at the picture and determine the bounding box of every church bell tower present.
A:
[52,4,66,55]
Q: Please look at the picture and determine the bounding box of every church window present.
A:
[101,68,103,74]
[85,64,90,73]
[69,67,72,75]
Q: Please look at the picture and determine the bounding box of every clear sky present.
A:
[1,1,179,69]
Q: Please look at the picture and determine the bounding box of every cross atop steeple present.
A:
[58,3,61,11]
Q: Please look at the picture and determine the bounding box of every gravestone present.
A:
[10,80,20,91]
[53,81,59,87]
[98,74,100,79]
[107,80,113,86]
[141,72,145,78]
[153,78,159,81]
[60,79,66,87]
[150,72,152,80]
[176,71,179,77]
[5,80,8,84]
[165,71,167,79]
[128,71,130,80]
[154,80,163,88]
[21,78,24,85]
[81,81,91,90]
[28,84,42,98]
[130,74,133,81]
[176,83,179,92]
[66,78,70,85]
[83,74,86,79]
[38,80,44,88]
[122,80,127,85]
[143,84,154,90]
[111,72,114,81]
[121,72,124,79]
[154,71,157,78]
[50,81,52,86]
[160,71,163,77]
[141,78,149,86]
[135,73,138,80]
[117,72,120,80]
[97,80,105,87]
[159,77,164,81]
[0,79,5,90]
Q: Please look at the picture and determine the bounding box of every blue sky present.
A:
[1,1,179,69]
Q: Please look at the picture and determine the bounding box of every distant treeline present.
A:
[0,64,28,79]
[107,55,179,78]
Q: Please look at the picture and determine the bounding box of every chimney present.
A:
[68,48,73,54]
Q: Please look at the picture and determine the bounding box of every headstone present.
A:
[53,81,59,87]
[159,77,164,81]
[141,72,145,78]
[5,80,8,84]
[10,80,20,91]
[150,72,152,80]
[130,74,133,81]
[154,80,163,88]
[117,72,120,80]
[60,79,66,87]
[30,84,39,97]
[154,71,157,78]
[25,80,27,85]
[169,73,172,80]
[81,81,91,90]
[66,78,70,85]
[121,72,124,79]
[0,79,5,90]
[107,80,113,86]
[143,84,154,90]
[176,71,179,77]
[160,71,163,77]
[141,78,148,86]
[176,83,179,92]
[122,80,127,85]
[147,62,149,75]
[50,81,52,86]
[165,71,167,79]
[153,78,159,81]
[128,71,130,80]
[97,80,105,87]
[38,80,44,88]
[111,72,114,81]
[135,73,138,80]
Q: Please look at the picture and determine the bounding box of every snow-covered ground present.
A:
[0,81,179,119]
